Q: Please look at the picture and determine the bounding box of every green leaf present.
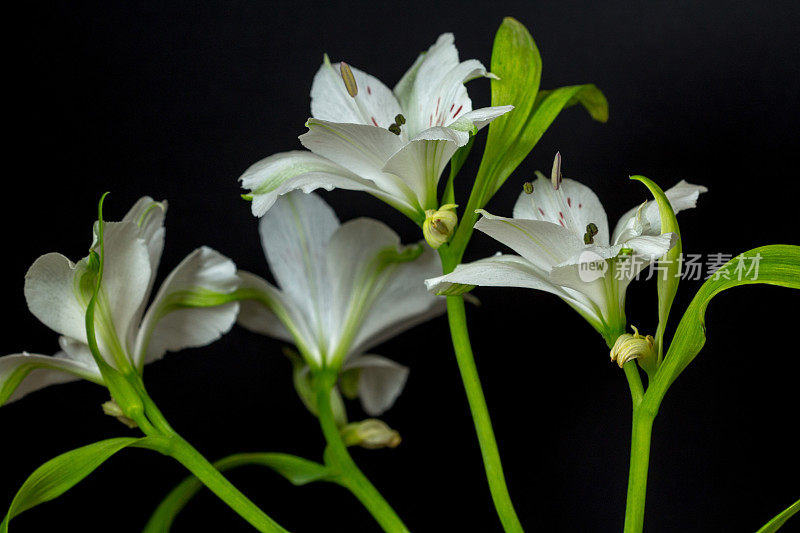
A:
[756,498,800,533]
[479,17,542,189]
[489,83,608,197]
[646,245,800,408]
[629,175,682,366]
[144,453,331,533]
[1,437,164,530]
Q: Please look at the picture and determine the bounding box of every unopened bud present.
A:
[610,326,657,374]
[340,62,358,97]
[341,419,402,449]
[423,204,458,249]
[101,399,138,429]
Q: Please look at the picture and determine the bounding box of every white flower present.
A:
[240,33,513,222]
[237,191,445,415]
[0,197,240,405]
[426,159,707,345]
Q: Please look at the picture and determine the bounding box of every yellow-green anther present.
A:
[388,123,402,135]
[551,151,562,190]
[341,419,402,449]
[618,247,633,257]
[340,61,358,97]
[395,113,406,125]
[610,326,657,374]
[423,204,458,249]
[523,181,534,194]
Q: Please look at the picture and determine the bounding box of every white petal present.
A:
[121,197,168,343]
[475,212,584,271]
[299,119,418,210]
[121,196,167,276]
[239,150,410,217]
[258,192,338,352]
[324,218,403,356]
[311,57,403,129]
[1,342,102,405]
[134,247,240,369]
[24,253,91,344]
[513,174,610,246]
[343,354,409,416]
[96,220,154,357]
[612,180,708,243]
[236,271,323,366]
[235,272,293,342]
[425,254,604,328]
[382,129,462,210]
[449,105,514,132]
[394,33,490,137]
[348,245,445,356]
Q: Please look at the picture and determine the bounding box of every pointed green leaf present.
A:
[630,175,682,366]
[646,245,800,409]
[2,437,165,530]
[756,498,800,533]
[144,453,331,533]
[480,17,542,182]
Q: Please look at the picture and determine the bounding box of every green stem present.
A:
[623,407,655,533]
[445,295,524,533]
[129,376,287,532]
[164,435,288,532]
[314,372,409,533]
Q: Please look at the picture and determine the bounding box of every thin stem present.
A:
[130,376,287,532]
[623,408,655,533]
[314,372,409,533]
[166,435,289,533]
[623,361,644,407]
[445,295,524,533]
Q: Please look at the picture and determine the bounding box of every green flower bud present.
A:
[101,399,138,429]
[422,204,458,249]
[341,419,401,449]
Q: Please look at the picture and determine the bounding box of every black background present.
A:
[3,1,799,532]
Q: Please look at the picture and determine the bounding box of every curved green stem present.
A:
[623,408,655,533]
[164,435,288,533]
[445,295,524,533]
[314,372,409,533]
[132,377,287,532]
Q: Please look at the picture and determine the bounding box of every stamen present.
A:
[551,151,562,190]
[523,182,534,194]
[340,62,358,97]
[388,124,402,135]
[583,222,599,244]
[395,114,406,125]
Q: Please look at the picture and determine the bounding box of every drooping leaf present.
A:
[143,453,331,533]
[756,498,800,533]
[630,175,682,365]
[2,437,165,531]
[646,245,800,407]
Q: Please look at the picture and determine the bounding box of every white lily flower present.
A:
[240,33,514,221]
[237,191,445,415]
[0,197,240,405]
[426,159,707,345]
